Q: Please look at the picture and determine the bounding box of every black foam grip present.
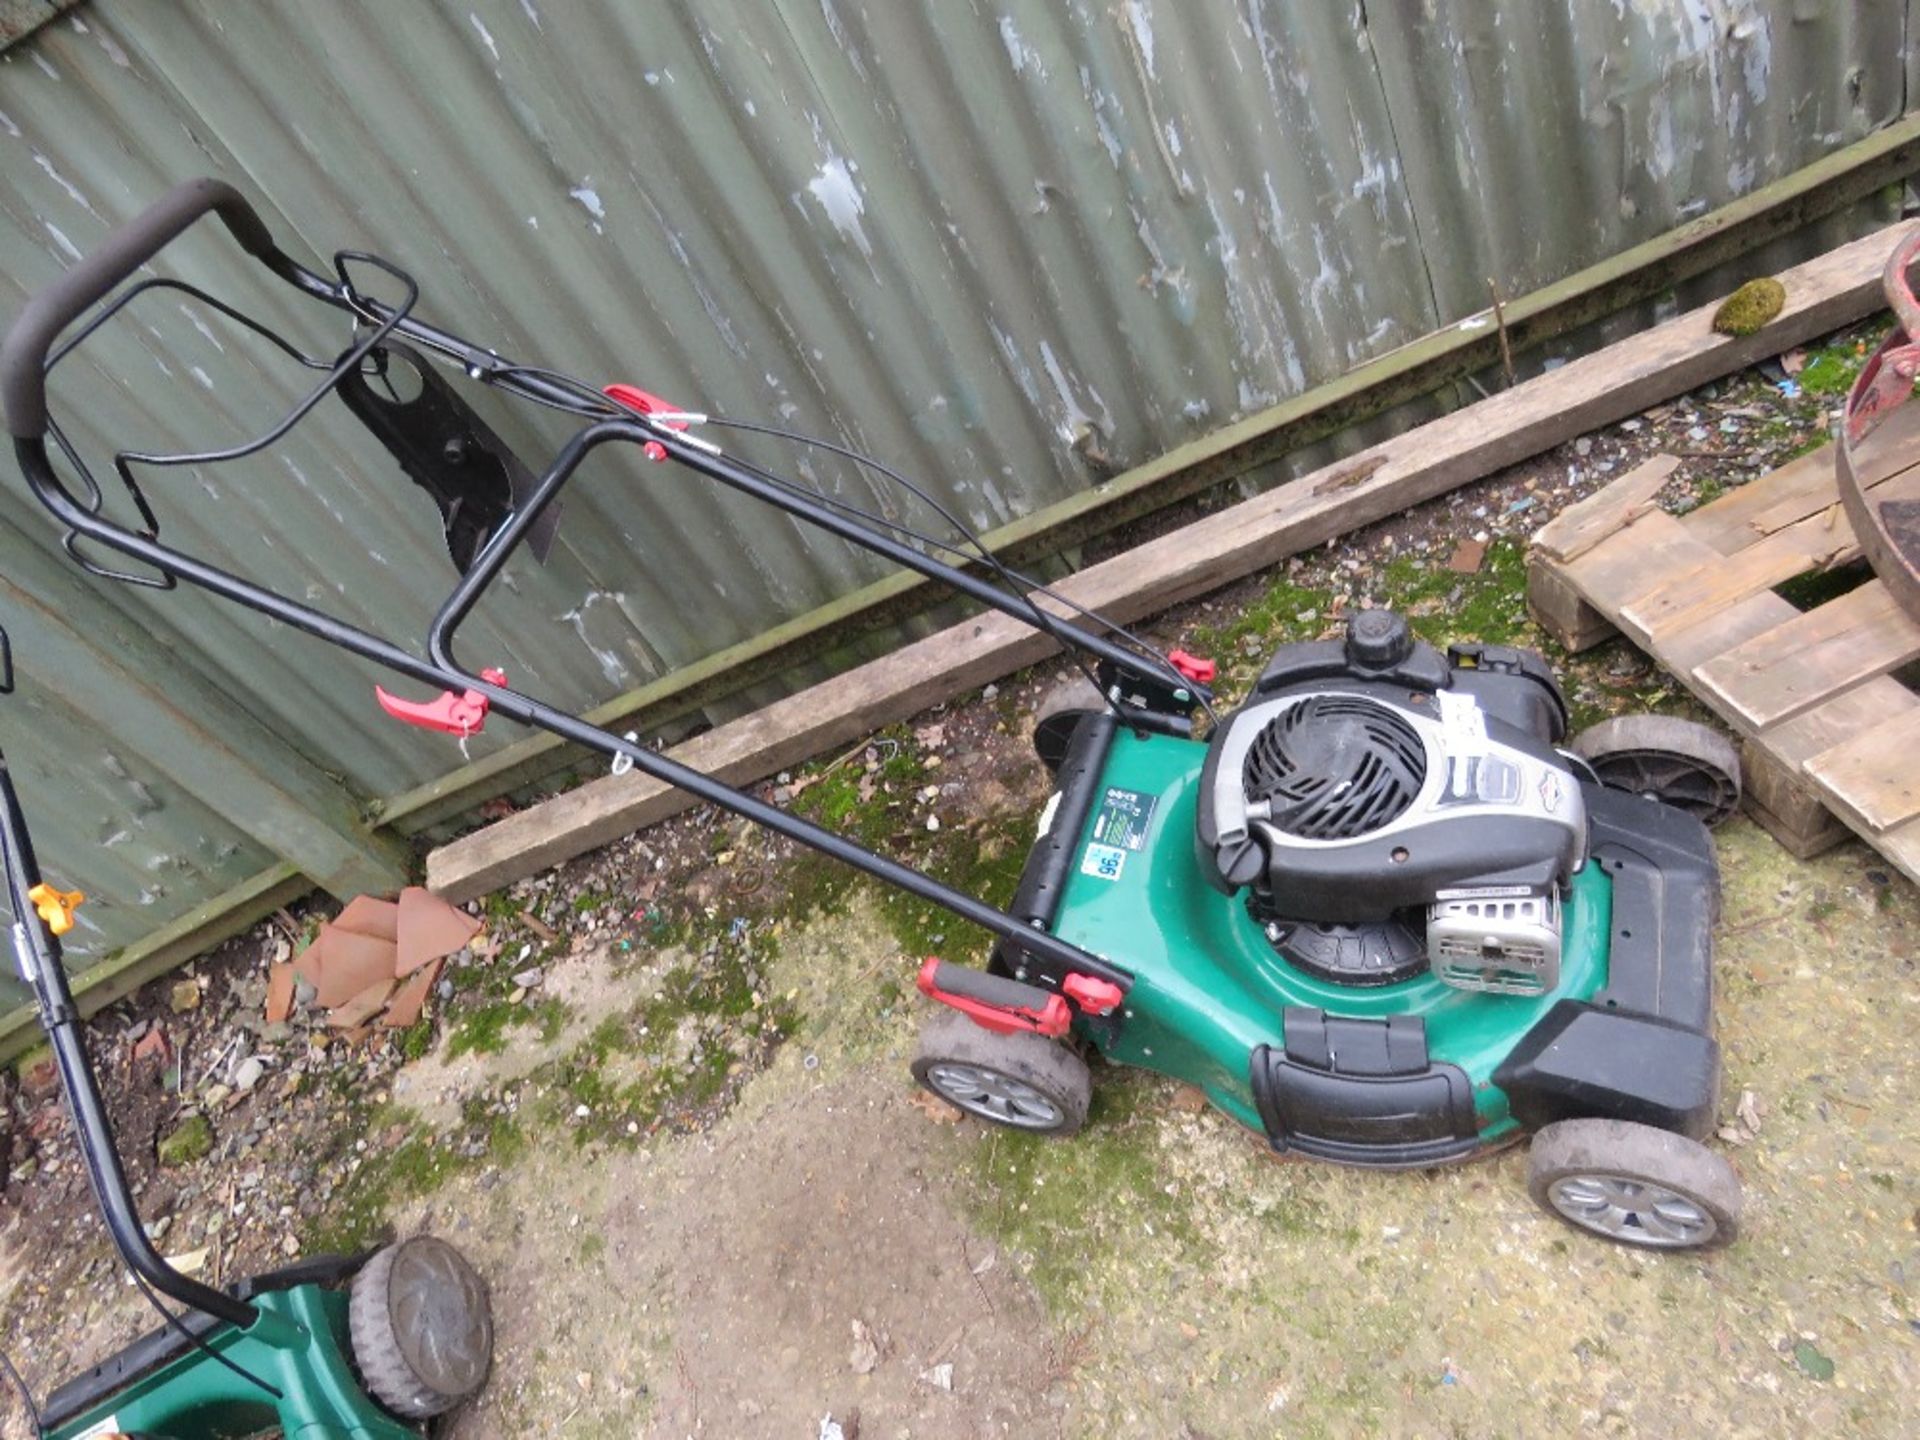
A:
[928,961,1056,1012]
[0,177,278,439]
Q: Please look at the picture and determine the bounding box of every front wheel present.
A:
[912,1008,1091,1136]
[1526,1118,1740,1251]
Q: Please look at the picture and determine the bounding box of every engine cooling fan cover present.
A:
[1241,694,1429,840]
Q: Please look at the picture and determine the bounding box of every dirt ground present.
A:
[3,324,1918,1437]
[376,822,1919,1440]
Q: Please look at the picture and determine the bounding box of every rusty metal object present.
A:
[1838,226,1920,621]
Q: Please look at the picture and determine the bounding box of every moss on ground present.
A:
[961,1069,1200,1307]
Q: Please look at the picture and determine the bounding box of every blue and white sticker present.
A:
[1080,842,1127,882]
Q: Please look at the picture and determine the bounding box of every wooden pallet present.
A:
[1527,413,1920,882]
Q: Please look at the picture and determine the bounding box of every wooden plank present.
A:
[0,862,308,1065]
[1620,506,1859,642]
[1526,557,1618,652]
[1680,406,1920,557]
[1764,676,1917,767]
[1555,512,1719,650]
[1874,817,1920,887]
[1532,455,1681,562]
[1696,580,1920,729]
[1653,591,1801,678]
[1805,711,1920,833]
[1681,443,1840,555]
[385,220,1917,837]
[1742,782,1855,860]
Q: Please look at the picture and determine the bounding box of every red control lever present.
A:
[376,668,508,736]
[604,383,689,462]
[1168,649,1217,685]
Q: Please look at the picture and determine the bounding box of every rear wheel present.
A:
[912,1008,1091,1136]
[1527,1119,1740,1251]
[349,1234,493,1419]
[1570,714,1742,826]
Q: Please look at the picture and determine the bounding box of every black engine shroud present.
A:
[1196,612,1580,929]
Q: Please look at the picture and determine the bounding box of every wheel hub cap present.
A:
[1546,1173,1715,1248]
[924,1062,1063,1129]
[390,1236,493,1396]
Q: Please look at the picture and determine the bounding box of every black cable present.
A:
[128,1270,283,1403]
[0,1342,43,1439]
[703,416,1218,724]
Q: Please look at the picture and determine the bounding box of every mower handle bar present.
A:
[0,178,291,440]
[0,750,258,1329]
[3,177,1147,999]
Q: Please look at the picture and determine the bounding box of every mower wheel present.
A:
[1570,714,1742,826]
[1527,1119,1740,1251]
[350,1234,494,1419]
[912,1008,1091,1136]
[1032,674,1107,774]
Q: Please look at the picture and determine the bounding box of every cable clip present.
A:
[28,882,84,937]
[375,667,508,736]
[610,730,640,777]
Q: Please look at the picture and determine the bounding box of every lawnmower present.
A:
[0,635,493,1437]
[0,178,1743,1254]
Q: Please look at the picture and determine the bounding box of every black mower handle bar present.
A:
[0,177,285,440]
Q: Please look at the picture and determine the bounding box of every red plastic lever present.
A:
[604,383,689,462]
[376,668,508,736]
[1062,973,1124,1017]
[916,957,1072,1038]
[1168,649,1217,685]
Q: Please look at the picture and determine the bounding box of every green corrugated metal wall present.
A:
[0,0,1912,1006]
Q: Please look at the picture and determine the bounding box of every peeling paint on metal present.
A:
[802,152,872,260]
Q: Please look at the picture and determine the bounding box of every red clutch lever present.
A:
[376,667,508,736]
[604,383,689,462]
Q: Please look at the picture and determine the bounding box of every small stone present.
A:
[848,1319,881,1374]
[511,967,544,989]
[165,1246,209,1276]
[508,987,528,1005]
[282,1234,300,1257]
[919,1362,954,1391]
[169,980,202,1015]
[926,815,940,832]
[158,1115,214,1168]
[233,1057,265,1092]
